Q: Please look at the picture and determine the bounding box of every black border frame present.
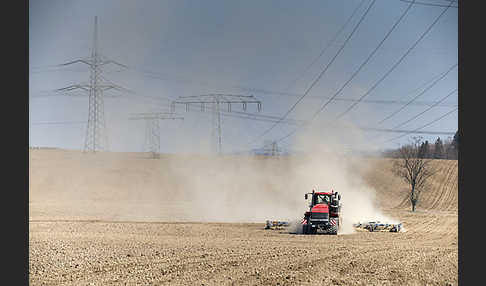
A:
[5,0,28,285]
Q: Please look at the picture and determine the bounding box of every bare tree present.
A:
[393,137,436,212]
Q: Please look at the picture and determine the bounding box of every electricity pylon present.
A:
[170,94,262,154]
[263,140,281,156]
[271,141,280,156]
[54,16,129,152]
[129,112,184,159]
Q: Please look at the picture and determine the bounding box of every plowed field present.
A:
[29,150,458,285]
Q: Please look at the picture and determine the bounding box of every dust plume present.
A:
[275,119,398,234]
[30,118,398,234]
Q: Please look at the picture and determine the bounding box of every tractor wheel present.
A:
[328,225,338,235]
[303,224,315,235]
[310,227,317,235]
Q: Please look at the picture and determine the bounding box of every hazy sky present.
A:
[29,0,458,153]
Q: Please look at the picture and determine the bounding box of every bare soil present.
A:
[29,150,458,285]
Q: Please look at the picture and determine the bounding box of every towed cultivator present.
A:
[353,221,402,232]
[265,220,289,229]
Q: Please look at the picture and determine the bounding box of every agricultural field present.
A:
[29,149,457,285]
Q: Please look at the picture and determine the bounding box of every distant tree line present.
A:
[383,130,458,160]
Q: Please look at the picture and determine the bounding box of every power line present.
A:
[247,0,377,145]
[30,68,89,74]
[335,0,456,120]
[230,123,456,155]
[392,87,457,129]
[95,67,460,107]
[41,83,276,126]
[30,119,455,136]
[313,97,456,107]
[113,43,455,107]
[133,67,457,108]
[377,62,457,124]
[30,121,87,125]
[307,0,416,121]
[124,64,455,104]
[30,87,458,109]
[258,0,455,151]
[280,0,367,93]
[358,127,455,135]
[398,0,458,8]
[381,107,457,143]
[161,101,457,137]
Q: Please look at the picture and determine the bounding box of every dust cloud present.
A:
[30,116,397,234]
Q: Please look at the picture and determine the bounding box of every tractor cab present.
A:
[312,193,331,205]
[305,190,340,213]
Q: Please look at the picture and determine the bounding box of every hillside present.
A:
[363,158,458,212]
[29,149,457,221]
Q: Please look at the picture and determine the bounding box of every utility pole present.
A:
[170,94,262,154]
[129,112,184,159]
[54,16,129,153]
[271,141,279,156]
[262,140,280,156]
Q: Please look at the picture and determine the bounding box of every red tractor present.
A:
[301,190,341,235]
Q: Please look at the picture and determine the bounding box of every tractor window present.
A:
[316,194,330,204]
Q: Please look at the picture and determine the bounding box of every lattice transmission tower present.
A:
[54,16,129,152]
[129,112,184,159]
[171,94,262,154]
[262,140,281,156]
